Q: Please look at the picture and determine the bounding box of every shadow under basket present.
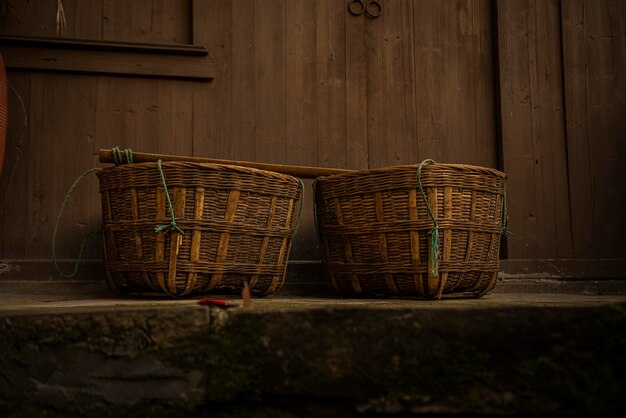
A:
[97,161,303,297]
[314,162,507,299]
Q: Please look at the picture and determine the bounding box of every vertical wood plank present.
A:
[102,0,190,44]
[561,0,626,259]
[368,0,418,169]
[192,0,231,160]
[414,0,497,166]
[414,0,447,162]
[391,0,419,166]
[19,74,98,260]
[497,0,572,259]
[286,0,318,166]
[346,1,368,170]
[366,1,386,168]
[0,72,30,258]
[230,0,257,162]
[72,0,104,40]
[473,0,499,167]
[255,0,286,164]
[316,0,347,169]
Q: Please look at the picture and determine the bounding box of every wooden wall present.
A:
[497,0,626,260]
[0,0,624,272]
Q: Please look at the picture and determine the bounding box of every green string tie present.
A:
[502,189,513,236]
[416,159,440,277]
[52,167,103,278]
[111,146,133,165]
[290,178,306,237]
[155,159,184,235]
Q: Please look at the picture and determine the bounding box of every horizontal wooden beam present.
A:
[99,149,353,179]
[0,35,214,80]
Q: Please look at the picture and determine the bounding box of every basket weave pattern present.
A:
[97,162,303,297]
[314,163,506,298]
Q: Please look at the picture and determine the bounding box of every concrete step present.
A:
[1,281,625,417]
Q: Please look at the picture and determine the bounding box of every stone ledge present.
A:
[1,281,625,417]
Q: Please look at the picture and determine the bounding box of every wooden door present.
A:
[340,0,499,170]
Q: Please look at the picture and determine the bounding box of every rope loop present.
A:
[52,167,103,278]
[154,159,184,235]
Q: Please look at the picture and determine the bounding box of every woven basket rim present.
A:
[317,162,506,180]
[97,160,302,183]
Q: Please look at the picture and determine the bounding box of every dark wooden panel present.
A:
[366,0,418,169]
[94,77,193,157]
[414,0,497,167]
[1,0,190,44]
[561,0,626,259]
[2,73,99,260]
[1,0,90,39]
[229,0,257,162]
[414,0,447,163]
[255,0,286,164]
[472,0,499,168]
[0,72,31,258]
[0,42,213,80]
[192,0,232,159]
[286,0,318,167]
[497,0,572,259]
[102,0,192,45]
[345,0,368,170]
[316,0,347,169]
[365,1,385,168]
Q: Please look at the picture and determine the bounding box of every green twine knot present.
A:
[155,159,184,235]
[417,159,439,277]
[112,146,134,165]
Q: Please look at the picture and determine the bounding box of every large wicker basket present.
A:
[97,161,303,297]
[314,161,507,299]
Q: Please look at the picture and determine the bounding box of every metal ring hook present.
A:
[348,0,366,16]
[365,0,383,19]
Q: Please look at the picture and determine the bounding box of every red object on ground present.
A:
[197,298,238,308]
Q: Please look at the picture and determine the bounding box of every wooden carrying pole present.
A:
[99,149,353,179]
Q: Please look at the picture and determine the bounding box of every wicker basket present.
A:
[97,161,303,297]
[314,161,507,299]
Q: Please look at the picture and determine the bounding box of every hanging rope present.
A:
[52,167,102,278]
[290,178,306,236]
[502,188,513,236]
[416,159,440,278]
[154,159,184,235]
